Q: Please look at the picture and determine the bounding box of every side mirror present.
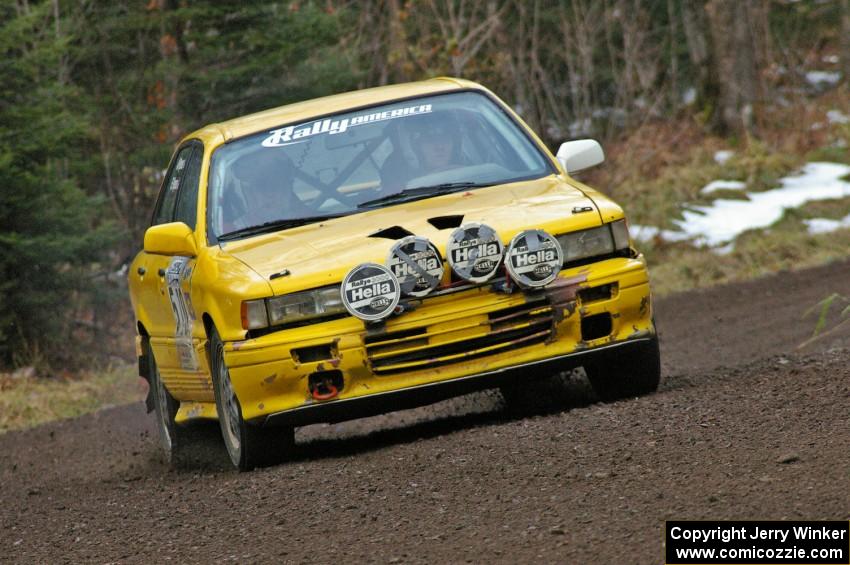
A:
[143,222,198,257]
[556,139,605,174]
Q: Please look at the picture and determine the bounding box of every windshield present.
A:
[207,90,553,240]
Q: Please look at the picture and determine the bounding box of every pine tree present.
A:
[0,0,115,369]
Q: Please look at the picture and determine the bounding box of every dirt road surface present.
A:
[2,261,850,563]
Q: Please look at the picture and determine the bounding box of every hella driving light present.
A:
[341,263,401,321]
[266,286,346,325]
[505,230,563,288]
[446,223,504,283]
[386,236,444,297]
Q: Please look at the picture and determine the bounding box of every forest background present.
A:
[1,0,848,379]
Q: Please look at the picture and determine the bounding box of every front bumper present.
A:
[264,337,653,427]
[223,256,654,423]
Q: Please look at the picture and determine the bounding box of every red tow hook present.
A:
[311,381,339,401]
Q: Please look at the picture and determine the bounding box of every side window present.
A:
[174,146,203,229]
[152,145,195,226]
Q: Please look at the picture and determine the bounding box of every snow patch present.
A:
[714,242,735,256]
[826,109,849,124]
[804,213,850,235]
[806,71,841,86]
[701,179,746,195]
[676,162,850,246]
[629,224,692,243]
[713,150,734,165]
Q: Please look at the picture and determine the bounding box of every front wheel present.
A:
[583,335,661,402]
[210,328,294,471]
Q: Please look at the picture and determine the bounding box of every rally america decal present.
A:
[341,263,401,321]
[261,104,432,147]
[446,223,504,283]
[165,256,199,370]
[505,230,563,288]
[386,236,444,297]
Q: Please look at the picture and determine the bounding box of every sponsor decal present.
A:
[386,236,444,297]
[446,223,504,283]
[165,256,199,370]
[341,263,401,321]
[505,230,563,288]
[262,104,433,147]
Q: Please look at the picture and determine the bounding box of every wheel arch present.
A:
[201,312,218,366]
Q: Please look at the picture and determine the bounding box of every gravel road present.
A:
[2,260,850,563]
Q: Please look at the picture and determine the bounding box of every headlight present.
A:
[266,286,345,325]
[241,286,345,330]
[557,225,614,262]
[610,219,630,250]
[556,220,630,264]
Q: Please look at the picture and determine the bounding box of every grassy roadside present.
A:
[633,142,850,295]
[582,86,850,295]
[634,171,850,295]
[0,364,145,434]
[642,225,850,295]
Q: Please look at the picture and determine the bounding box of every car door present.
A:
[132,141,204,378]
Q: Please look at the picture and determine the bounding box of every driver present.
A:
[225,149,309,231]
[378,113,464,190]
[411,115,462,175]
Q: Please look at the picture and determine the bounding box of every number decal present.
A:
[165,256,198,370]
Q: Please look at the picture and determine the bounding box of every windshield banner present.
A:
[262,104,433,147]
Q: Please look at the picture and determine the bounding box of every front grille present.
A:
[364,298,555,375]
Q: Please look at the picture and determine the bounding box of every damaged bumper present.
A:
[263,337,654,427]
[220,256,653,424]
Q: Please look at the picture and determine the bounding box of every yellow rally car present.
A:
[129,78,659,471]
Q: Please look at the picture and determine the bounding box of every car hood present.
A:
[219,174,614,294]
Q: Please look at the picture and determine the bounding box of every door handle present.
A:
[158,268,166,277]
[137,266,146,276]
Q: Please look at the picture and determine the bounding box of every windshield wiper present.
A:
[357,181,493,209]
[217,213,349,242]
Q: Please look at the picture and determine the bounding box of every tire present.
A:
[148,344,221,469]
[583,335,661,402]
[209,328,294,471]
[499,370,577,416]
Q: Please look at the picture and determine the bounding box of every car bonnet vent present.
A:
[369,226,415,240]
[427,215,464,230]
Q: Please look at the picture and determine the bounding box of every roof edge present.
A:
[185,78,485,145]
